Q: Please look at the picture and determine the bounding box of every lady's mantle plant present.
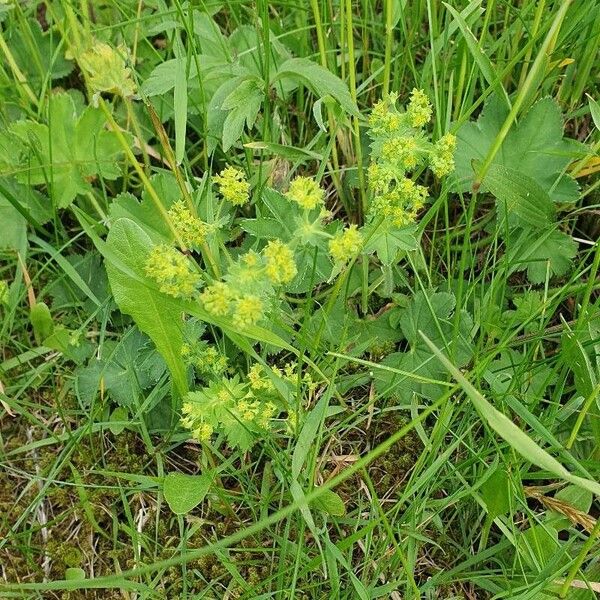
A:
[106,90,456,450]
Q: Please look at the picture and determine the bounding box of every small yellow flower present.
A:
[381,136,419,171]
[168,200,210,247]
[79,42,136,97]
[200,282,233,317]
[286,176,324,210]
[256,401,277,428]
[430,133,456,177]
[370,177,427,227]
[248,364,275,391]
[214,166,250,206]
[369,93,402,134]
[236,399,259,421]
[144,244,200,298]
[406,88,432,128]
[242,251,261,269]
[193,422,214,442]
[329,225,363,263]
[233,295,263,328]
[263,240,297,284]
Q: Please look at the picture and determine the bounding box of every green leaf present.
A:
[292,394,328,480]
[244,141,323,162]
[587,95,600,131]
[376,291,474,403]
[104,218,188,396]
[508,228,578,283]
[110,172,181,243]
[109,407,129,435]
[481,467,511,519]
[0,193,26,251]
[30,302,54,345]
[219,76,264,151]
[76,329,167,408]
[363,222,418,266]
[163,472,214,514]
[9,19,73,85]
[239,217,288,240]
[482,163,555,229]
[561,328,598,400]
[311,488,346,517]
[0,93,125,208]
[454,96,581,203]
[272,58,359,117]
[64,568,86,581]
[420,332,600,497]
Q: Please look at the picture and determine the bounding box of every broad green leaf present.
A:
[110,172,181,243]
[421,332,600,497]
[507,227,578,283]
[454,96,582,203]
[481,467,511,519]
[376,291,474,403]
[483,163,555,229]
[587,95,600,131]
[273,58,359,117]
[9,19,73,85]
[30,302,54,345]
[311,489,346,517]
[239,217,288,240]
[244,141,322,162]
[363,222,418,266]
[109,407,129,435]
[220,76,264,151]
[163,472,214,514]
[104,218,188,396]
[0,93,125,208]
[64,568,86,581]
[518,524,560,570]
[76,329,167,408]
[0,193,26,251]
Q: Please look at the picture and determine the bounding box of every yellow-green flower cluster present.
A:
[263,240,297,284]
[366,90,455,227]
[369,92,402,135]
[248,363,275,392]
[182,342,228,378]
[381,135,420,171]
[181,402,215,442]
[168,200,210,247]
[370,177,428,227]
[286,176,324,210]
[232,295,263,328]
[430,133,457,178]
[79,42,136,97]
[213,166,250,206]
[181,375,279,448]
[200,282,264,328]
[144,244,200,298]
[329,225,363,263]
[200,282,234,316]
[406,88,432,128]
